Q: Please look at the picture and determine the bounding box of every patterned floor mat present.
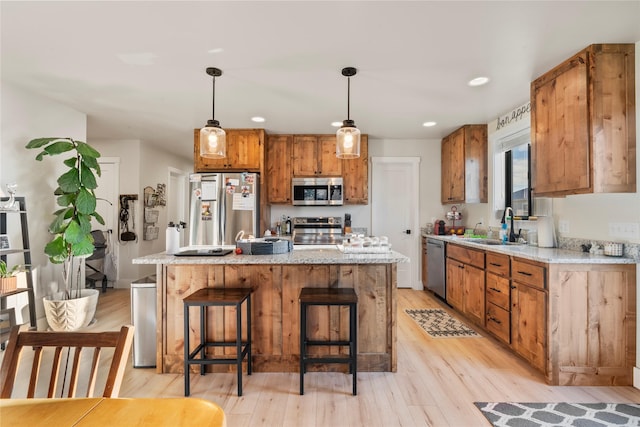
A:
[474,402,640,427]
[404,308,480,338]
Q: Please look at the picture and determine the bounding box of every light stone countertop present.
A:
[132,245,409,265]
[424,234,638,265]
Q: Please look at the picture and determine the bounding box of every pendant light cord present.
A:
[211,75,216,120]
[346,76,351,121]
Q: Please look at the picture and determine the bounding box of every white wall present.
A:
[91,139,192,285]
[1,83,87,322]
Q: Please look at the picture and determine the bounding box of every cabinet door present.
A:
[441,129,464,203]
[462,264,485,326]
[511,282,546,372]
[292,136,319,176]
[343,135,368,204]
[317,136,342,176]
[532,54,590,195]
[226,130,263,171]
[266,135,292,204]
[446,258,464,311]
[464,125,488,203]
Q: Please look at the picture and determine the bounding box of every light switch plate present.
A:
[608,222,640,240]
[558,220,569,233]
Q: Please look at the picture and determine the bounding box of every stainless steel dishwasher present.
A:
[426,238,446,300]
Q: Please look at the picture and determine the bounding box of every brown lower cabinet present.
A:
[446,243,636,386]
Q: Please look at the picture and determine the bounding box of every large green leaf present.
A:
[49,208,72,234]
[56,193,75,207]
[25,137,61,149]
[44,236,68,264]
[92,211,106,226]
[76,188,96,214]
[57,168,80,193]
[64,220,84,244]
[76,141,100,159]
[79,163,97,190]
[71,235,94,258]
[82,155,101,176]
[44,140,74,155]
[34,150,48,161]
[63,157,77,168]
[77,212,92,234]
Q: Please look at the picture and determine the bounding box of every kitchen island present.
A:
[133,246,408,374]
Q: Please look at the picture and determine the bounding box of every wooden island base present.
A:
[158,263,397,374]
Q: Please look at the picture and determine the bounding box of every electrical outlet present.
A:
[558,220,569,234]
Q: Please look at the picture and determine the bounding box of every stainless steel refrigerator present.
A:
[188,172,260,246]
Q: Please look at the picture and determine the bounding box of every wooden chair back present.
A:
[0,325,134,399]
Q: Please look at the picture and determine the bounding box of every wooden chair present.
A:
[0,325,134,399]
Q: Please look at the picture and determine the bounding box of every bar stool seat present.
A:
[299,287,358,395]
[183,287,252,396]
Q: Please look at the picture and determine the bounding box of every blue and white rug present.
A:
[475,402,640,427]
[404,308,480,338]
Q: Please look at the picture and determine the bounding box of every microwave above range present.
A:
[292,177,343,206]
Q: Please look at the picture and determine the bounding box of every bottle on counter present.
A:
[285,216,292,235]
[276,222,281,236]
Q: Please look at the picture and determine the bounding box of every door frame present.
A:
[371,156,421,289]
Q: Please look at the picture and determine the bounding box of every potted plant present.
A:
[26,137,105,331]
[0,260,22,293]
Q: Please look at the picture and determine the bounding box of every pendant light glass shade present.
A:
[200,67,226,159]
[336,67,361,159]
[336,121,361,159]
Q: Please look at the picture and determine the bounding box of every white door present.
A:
[371,157,421,289]
[94,158,120,284]
[168,168,189,247]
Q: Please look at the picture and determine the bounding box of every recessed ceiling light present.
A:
[468,76,490,87]
[331,121,342,127]
[207,48,224,54]
[251,116,265,123]
[422,121,437,127]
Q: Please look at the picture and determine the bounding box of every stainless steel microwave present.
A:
[292,177,343,206]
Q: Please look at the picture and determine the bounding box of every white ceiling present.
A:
[2,1,639,159]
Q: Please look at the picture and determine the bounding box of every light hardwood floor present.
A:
[7,288,640,426]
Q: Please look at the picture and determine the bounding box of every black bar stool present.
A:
[183,287,252,396]
[299,287,358,395]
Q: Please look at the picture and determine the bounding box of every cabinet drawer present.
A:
[486,303,510,344]
[512,258,545,290]
[447,244,484,269]
[486,253,509,276]
[486,272,510,310]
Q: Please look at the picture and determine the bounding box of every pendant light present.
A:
[336,67,361,159]
[199,67,226,158]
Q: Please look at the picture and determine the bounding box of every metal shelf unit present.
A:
[1,197,36,328]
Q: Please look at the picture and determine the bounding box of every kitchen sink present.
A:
[460,238,524,246]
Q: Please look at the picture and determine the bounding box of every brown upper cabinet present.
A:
[194,128,265,172]
[531,44,636,196]
[292,135,342,177]
[266,134,368,205]
[441,124,488,204]
[266,134,293,204]
[342,134,368,204]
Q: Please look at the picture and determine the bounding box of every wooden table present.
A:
[0,397,226,426]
